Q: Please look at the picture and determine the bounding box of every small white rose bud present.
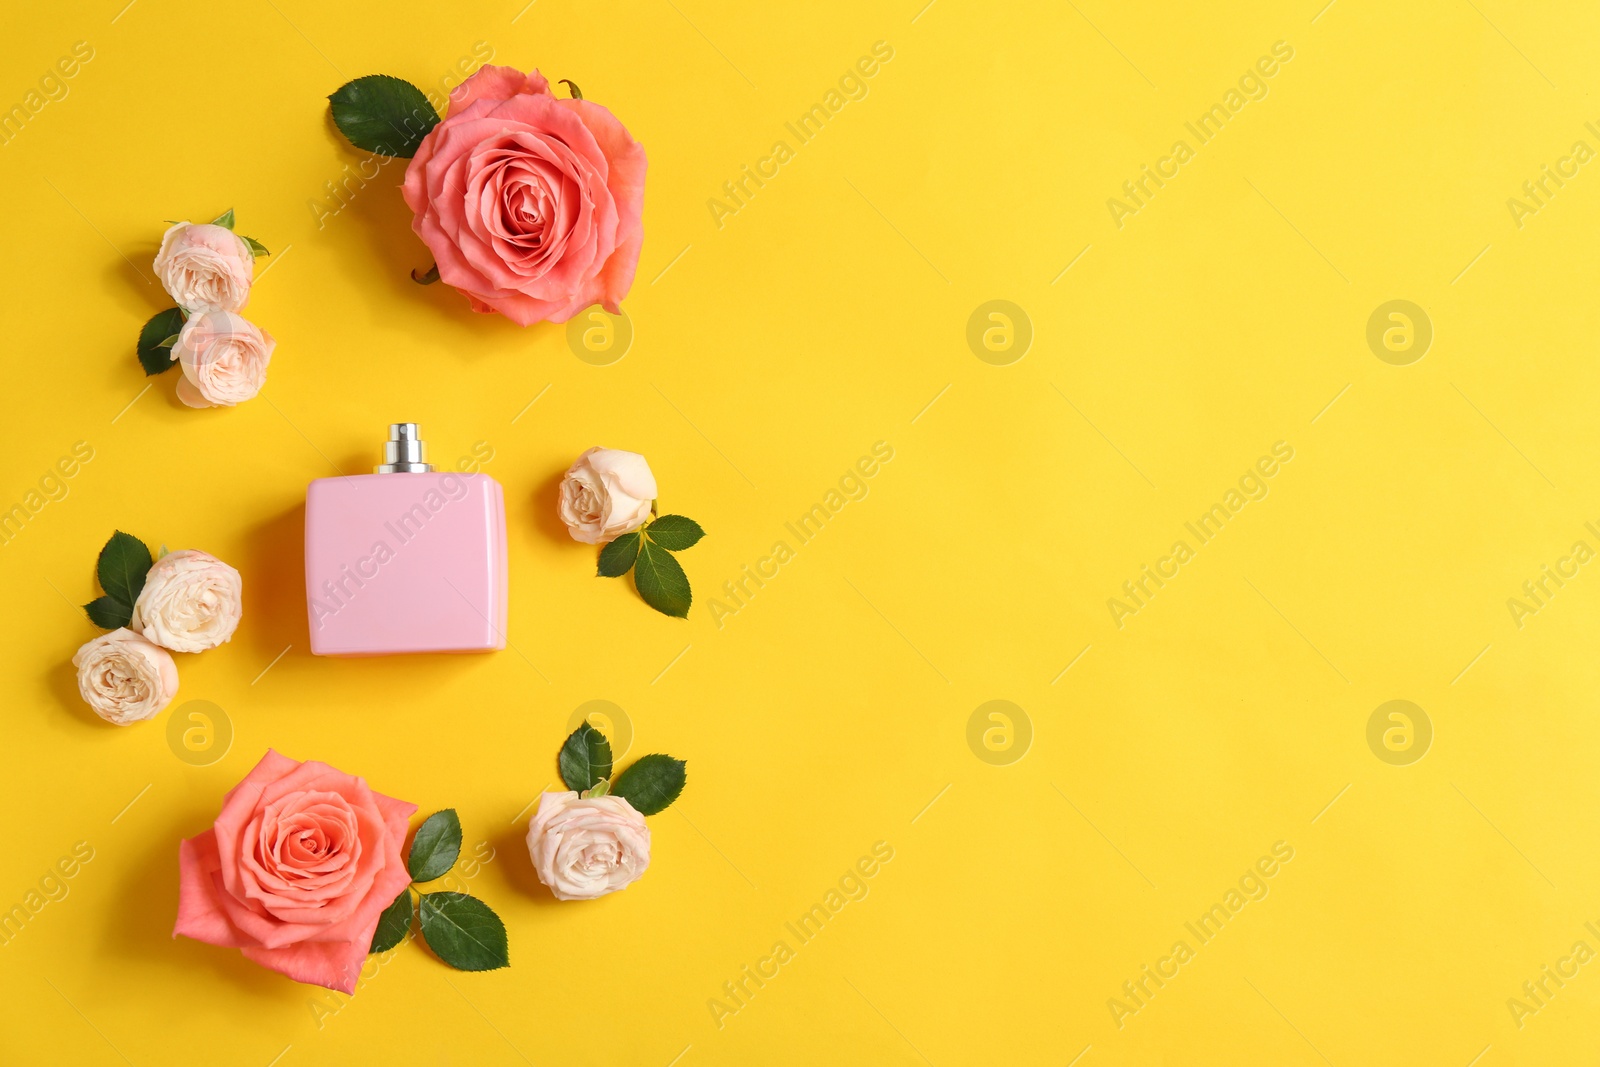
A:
[558,447,656,544]
[152,221,254,313]
[131,549,243,652]
[73,628,179,725]
[526,791,651,900]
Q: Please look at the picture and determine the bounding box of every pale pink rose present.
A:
[72,628,179,725]
[558,447,656,544]
[131,549,243,653]
[401,65,647,326]
[175,750,417,994]
[153,222,254,313]
[169,311,273,408]
[526,791,651,900]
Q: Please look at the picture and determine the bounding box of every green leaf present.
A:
[612,754,687,815]
[97,531,152,610]
[83,595,131,630]
[634,539,692,618]
[407,809,462,882]
[369,887,414,953]
[411,263,439,284]
[559,722,614,792]
[644,515,704,552]
[582,780,611,799]
[210,208,235,229]
[418,892,509,972]
[328,74,439,158]
[241,235,270,258]
[597,531,641,577]
[137,308,185,375]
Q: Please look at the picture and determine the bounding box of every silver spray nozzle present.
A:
[376,423,433,473]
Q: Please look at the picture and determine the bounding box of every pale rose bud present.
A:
[153,221,254,313]
[170,311,273,408]
[558,447,656,544]
[73,628,179,725]
[526,791,651,900]
[131,549,243,653]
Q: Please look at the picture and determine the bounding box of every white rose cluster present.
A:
[72,542,243,726]
[150,219,275,407]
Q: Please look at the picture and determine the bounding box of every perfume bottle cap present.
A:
[376,423,433,473]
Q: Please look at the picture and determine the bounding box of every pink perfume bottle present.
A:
[304,424,507,656]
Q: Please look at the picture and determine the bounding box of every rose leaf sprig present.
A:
[525,723,686,900]
[369,809,509,973]
[73,531,242,726]
[558,448,704,618]
[600,515,705,619]
[82,529,155,631]
[137,208,275,408]
[325,65,645,326]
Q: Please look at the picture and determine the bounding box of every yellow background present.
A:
[2,0,1598,1063]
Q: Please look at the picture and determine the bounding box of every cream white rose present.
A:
[131,549,243,652]
[170,310,274,408]
[73,628,179,725]
[526,791,651,901]
[558,447,657,544]
[153,221,254,313]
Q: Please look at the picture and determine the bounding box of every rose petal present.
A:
[240,936,369,996]
[557,98,647,311]
[446,64,552,118]
[174,375,212,408]
[174,830,257,948]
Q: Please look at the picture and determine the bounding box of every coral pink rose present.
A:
[175,751,416,993]
[401,66,647,326]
